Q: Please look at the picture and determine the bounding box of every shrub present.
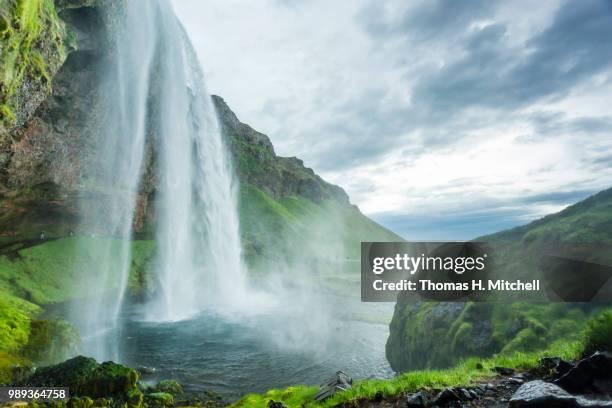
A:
[583,310,612,355]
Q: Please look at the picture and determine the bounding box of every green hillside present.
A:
[386,187,612,372]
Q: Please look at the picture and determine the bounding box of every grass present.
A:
[0,237,156,305]
[231,340,582,408]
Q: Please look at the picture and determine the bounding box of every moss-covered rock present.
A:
[0,0,67,137]
[144,392,174,408]
[150,380,183,396]
[26,356,141,402]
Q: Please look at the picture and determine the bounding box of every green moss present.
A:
[0,237,156,305]
[23,318,80,366]
[143,392,174,408]
[0,0,67,132]
[151,380,183,396]
[583,309,612,354]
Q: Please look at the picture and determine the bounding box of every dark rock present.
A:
[510,380,612,408]
[432,388,462,406]
[314,371,352,401]
[476,363,484,370]
[406,390,429,407]
[493,366,515,376]
[555,352,612,395]
[540,357,575,379]
[267,401,286,408]
[459,388,472,400]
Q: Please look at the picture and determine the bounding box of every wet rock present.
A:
[555,352,612,395]
[151,380,183,396]
[510,380,612,408]
[406,390,429,407]
[540,356,574,379]
[25,356,141,403]
[493,366,515,376]
[432,388,462,406]
[314,371,352,401]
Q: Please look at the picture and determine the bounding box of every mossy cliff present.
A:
[386,188,612,373]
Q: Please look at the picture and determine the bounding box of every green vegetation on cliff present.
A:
[0,0,67,133]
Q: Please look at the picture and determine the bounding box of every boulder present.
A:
[406,390,429,407]
[510,380,612,408]
[555,352,612,395]
[25,356,142,405]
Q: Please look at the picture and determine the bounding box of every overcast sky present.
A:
[171,0,612,240]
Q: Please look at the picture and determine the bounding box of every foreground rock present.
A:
[555,352,612,396]
[510,380,612,407]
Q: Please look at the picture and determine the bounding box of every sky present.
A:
[171,0,612,240]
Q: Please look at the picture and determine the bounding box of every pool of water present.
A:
[114,293,394,401]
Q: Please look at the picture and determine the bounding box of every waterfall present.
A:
[74,0,249,360]
[148,0,248,321]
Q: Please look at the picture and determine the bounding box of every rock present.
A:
[267,401,286,408]
[137,366,157,375]
[25,356,142,404]
[510,380,612,408]
[406,390,429,407]
[476,362,484,370]
[432,388,462,406]
[314,371,352,401]
[152,380,183,396]
[144,392,174,408]
[540,356,574,379]
[459,388,472,400]
[493,366,515,376]
[555,352,612,395]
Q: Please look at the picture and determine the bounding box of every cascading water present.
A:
[72,0,157,361]
[75,0,250,359]
[148,0,249,321]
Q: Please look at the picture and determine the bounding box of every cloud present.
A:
[172,0,612,238]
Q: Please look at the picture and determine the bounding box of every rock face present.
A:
[314,371,353,401]
[213,95,349,205]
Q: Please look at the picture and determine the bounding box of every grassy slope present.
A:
[0,237,155,382]
[239,184,401,271]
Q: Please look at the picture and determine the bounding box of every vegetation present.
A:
[232,340,582,408]
[0,0,67,133]
[583,309,612,355]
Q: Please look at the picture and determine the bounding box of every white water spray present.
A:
[74,0,251,359]
[73,0,158,361]
[148,0,249,321]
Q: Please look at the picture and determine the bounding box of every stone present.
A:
[510,380,612,408]
[555,352,612,395]
[493,366,515,376]
[267,401,286,408]
[432,388,462,406]
[406,390,429,407]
